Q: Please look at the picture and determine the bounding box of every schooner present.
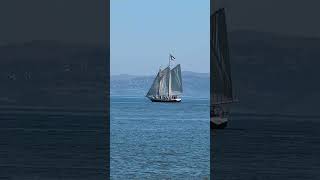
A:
[146,54,183,102]
[211,8,237,129]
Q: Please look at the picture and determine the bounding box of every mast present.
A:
[158,68,161,96]
[211,0,215,104]
[211,0,216,13]
[168,54,171,97]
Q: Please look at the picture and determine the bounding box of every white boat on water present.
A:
[146,54,183,103]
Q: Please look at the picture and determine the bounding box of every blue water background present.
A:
[111,95,210,179]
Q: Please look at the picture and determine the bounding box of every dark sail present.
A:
[211,8,233,103]
[170,64,183,95]
[146,70,161,98]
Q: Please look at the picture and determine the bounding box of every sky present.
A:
[111,0,210,76]
[214,0,320,38]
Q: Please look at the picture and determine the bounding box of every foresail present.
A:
[170,64,183,95]
[146,71,161,97]
[211,8,233,102]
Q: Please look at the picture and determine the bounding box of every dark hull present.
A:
[210,121,228,129]
[150,99,181,103]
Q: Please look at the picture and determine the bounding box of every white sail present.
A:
[170,64,183,95]
[146,70,161,97]
[159,67,170,96]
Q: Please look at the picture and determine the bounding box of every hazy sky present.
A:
[111,0,210,76]
[214,0,320,38]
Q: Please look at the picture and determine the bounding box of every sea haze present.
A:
[111,71,210,98]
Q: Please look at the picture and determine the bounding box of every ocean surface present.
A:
[111,96,210,179]
[212,114,320,180]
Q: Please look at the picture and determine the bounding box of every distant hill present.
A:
[111,71,209,98]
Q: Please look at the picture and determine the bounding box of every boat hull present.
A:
[210,117,228,129]
[210,104,230,129]
[148,97,181,103]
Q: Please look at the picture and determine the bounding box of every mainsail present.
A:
[159,67,170,96]
[211,8,233,103]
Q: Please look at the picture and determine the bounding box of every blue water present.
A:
[111,96,210,179]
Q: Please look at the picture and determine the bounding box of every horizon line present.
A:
[111,70,209,77]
